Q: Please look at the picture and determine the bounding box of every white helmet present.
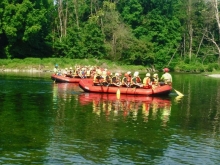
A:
[134,71,139,77]
[115,73,119,76]
[153,73,158,77]
[146,73,150,77]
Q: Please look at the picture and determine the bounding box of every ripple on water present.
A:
[160,134,220,164]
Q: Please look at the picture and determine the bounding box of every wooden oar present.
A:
[173,88,184,96]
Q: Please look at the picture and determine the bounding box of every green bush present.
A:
[0,57,219,73]
[206,63,219,72]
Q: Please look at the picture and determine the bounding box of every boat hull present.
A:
[79,79,172,96]
[51,74,90,83]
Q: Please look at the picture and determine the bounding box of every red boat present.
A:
[51,74,92,83]
[79,79,172,96]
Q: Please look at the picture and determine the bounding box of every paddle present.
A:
[173,88,184,96]
[116,88,120,99]
[175,95,183,103]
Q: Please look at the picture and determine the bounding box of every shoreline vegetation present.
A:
[0,58,220,78]
[0,58,153,74]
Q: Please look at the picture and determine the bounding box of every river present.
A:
[0,72,220,164]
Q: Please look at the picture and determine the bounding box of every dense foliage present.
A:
[1,0,220,71]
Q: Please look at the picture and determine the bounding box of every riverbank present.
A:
[2,67,220,79]
[0,58,152,74]
[1,58,220,77]
[206,74,220,78]
[0,67,53,73]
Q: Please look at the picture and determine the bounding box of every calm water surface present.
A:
[0,72,220,164]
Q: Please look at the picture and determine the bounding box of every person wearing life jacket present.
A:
[152,73,159,87]
[121,73,130,87]
[57,69,62,76]
[101,68,108,85]
[86,67,91,78]
[93,69,103,86]
[131,71,142,88]
[127,71,132,86]
[104,71,112,86]
[160,68,172,86]
[80,68,87,78]
[63,68,68,77]
[75,67,80,77]
[66,67,73,77]
[143,73,152,89]
[111,73,121,87]
[53,64,59,75]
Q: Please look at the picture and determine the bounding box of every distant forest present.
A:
[1,0,220,71]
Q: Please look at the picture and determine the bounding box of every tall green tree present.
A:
[0,0,52,58]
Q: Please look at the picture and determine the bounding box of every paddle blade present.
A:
[175,95,183,103]
[116,89,120,99]
[174,89,184,96]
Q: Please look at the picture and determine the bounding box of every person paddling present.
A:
[131,71,142,88]
[121,73,130,87]
[160,68,172,86]
[111,73,121,87]
[53,64,59,75]
[143,73,152,88]
[152,73,160,87]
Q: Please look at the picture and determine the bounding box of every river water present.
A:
[0,72,220,164]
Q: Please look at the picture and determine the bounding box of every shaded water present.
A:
[0,72,220,164]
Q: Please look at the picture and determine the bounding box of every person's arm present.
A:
[169,74,172,82]
[143,77,146,85]
[160,74,165,81]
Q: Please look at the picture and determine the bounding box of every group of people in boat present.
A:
[53,64,172,88]
[93,68,172,88]
[53,64,103,78]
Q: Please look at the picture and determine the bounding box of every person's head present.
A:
[55,64,58,68]
[127,71,131,76]
[163,68,169,72]
[146,73,150,77]
[153,73,158,78]
[134,71,139,77]
[115,73,119,76]
[124,73,128,77]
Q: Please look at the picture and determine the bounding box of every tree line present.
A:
[1,0,220,71]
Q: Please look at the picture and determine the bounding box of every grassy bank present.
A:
[0,58,147,73]
[0,58,220,74]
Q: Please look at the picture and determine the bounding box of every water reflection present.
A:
[1,74,220,164]
[52,83,82,103]
[79,93,171,126]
